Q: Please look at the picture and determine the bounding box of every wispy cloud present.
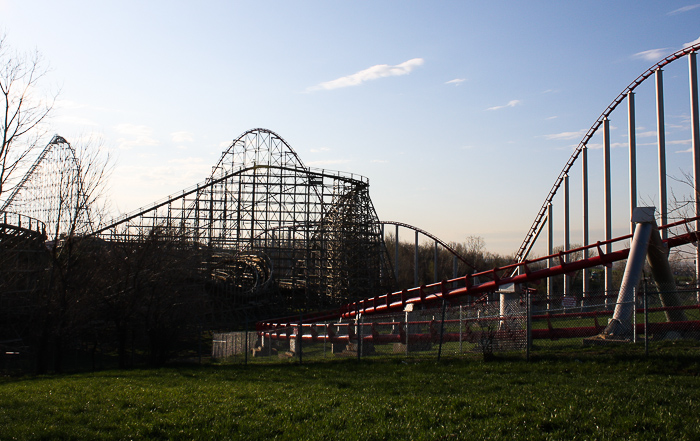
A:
[668,4,700,15]
[546,116,558,120]
[371,159,389,163]
[54,115,98,126]
[685,36,700,47]
[544,130,586,141]
[633,36,700,63]
[114,123,159,150]
[306,58,424,92]
[676,147,692,153]
[445,78,466,86]
[171,131,194,143]
[632,48,672,62]
[486,99,521,111]
[306,159,351,167]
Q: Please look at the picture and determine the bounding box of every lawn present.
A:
[1,343,699,440]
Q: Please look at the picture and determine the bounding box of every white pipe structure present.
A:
[603,207,687,338]
[603,207,655,337]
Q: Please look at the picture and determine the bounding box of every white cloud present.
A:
[633,48,671,62]
[685,36,700,48]
[54,115,98,126]
[546,116,558,120]
[310,147,331,153]
[171,131,194,143]
[445,78,466,86]
[371,159,389,163]
[638,130,657,138]
[633,37,700,64]
[669,4,700,15]
[306,58,424,92]
[55,99,87,110]
[676,147,693,153]
[306,159,351,167]
[114,123,159,150]
[111,157,212,208]
[544,130,586,141]
[486,99,521,111]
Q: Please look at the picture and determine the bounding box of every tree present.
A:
[25,137,112,373]
[0,34,56,203]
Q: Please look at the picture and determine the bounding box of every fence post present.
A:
[438,281,448,361]
[644,276,649,357]
[357,314,362,362]
[526,288,531,362]
[298,312,303,365]
[459,305,463,354]
[633,287,637,344]
[405,305,411,357]
[198,323,202,365]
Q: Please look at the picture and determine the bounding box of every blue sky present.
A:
[2,1,699,255]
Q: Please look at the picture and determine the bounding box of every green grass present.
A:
[1,345,700,440]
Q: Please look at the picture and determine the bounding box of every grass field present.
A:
[1,342,699,440]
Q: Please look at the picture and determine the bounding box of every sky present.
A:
[1,1,699,256]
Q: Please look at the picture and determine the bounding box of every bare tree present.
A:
[30,137,112,373]
[0,34,56,203]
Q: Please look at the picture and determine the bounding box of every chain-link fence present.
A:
[214,286,700,364]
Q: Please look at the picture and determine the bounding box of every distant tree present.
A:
[384,233,513,291]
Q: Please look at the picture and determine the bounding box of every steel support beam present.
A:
[656,68,668,240]
[547,203,553,308]
[564,174,570,297]
[395,224,399,279]
[689,51,700,296]
[434,241,438,283]
[414,230,419,287]
[628,91,637,235]
[582,146,590,299]
[603,117,613,303]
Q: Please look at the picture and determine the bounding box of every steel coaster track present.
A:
[0,135,69,212]
[258,216,699,329]
[513,42,700,269]
[379,220,477,272]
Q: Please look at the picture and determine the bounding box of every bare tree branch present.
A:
[0,34,56,203]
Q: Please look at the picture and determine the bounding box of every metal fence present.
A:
[214,287,700,364]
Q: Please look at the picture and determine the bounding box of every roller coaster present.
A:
[2,44,700,348]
